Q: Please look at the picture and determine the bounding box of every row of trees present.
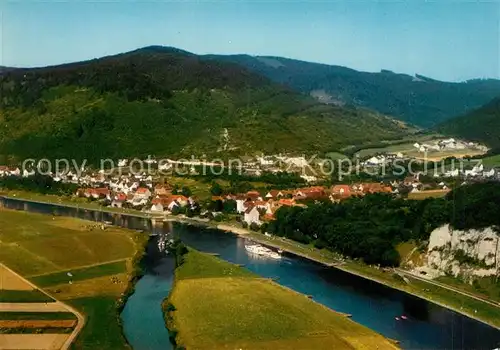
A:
[266,182,500,267]
[176,168,306,187]
[0,175,78,196]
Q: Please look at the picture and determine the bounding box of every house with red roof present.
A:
[246,191,262,201]
[294,186,327,200]
[135,187,152,199]
[111,192,127,208]
[330,185,352,202]
[265,190,285,199]
[154,184,172,196]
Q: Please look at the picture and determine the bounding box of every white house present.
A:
[150,201,164,212]
[9,167,21,176]
[244,206,261,226]
[300,175,317,183]
[365,155,386,166]
[236,198,247,213]
[484,169,496,178]
[118,159,128,167]
[133,187,151,200]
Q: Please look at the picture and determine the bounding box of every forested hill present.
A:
[0,46,410,164]
[204,54,500,127]
[435,96,500,150]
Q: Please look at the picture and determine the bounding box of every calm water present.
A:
[2,197,500,350]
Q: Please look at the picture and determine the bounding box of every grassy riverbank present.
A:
[163,249,399,350]
[238,231,500,329]
[0,189,158,218]
[0,208,149,349]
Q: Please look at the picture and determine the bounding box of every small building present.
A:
[244,206,261,226]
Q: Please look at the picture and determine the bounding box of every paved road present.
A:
[0,264,85,350]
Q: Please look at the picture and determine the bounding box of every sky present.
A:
[1,1,499,82]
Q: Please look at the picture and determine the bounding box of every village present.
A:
[0,165,462,229]
[1,141,499,231]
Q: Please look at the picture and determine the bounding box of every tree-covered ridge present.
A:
[435,96,500,150]
[0,47,410,163]
[267,182,500,267]
[205,54,500,127]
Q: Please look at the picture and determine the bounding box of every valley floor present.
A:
[0,209,148,349]
[3,192,500,331]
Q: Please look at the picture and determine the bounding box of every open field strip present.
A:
[0,319,77,328]
[0,265,35,290]
[0,208,149,349]
[0,302,69,313]
[0,263,83,350]
[0,334,70,350]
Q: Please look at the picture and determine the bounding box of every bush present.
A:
[241,221,248,229]
[249,222,260,231]
[260,222,269,234]
[313,239,327,250]
[165,303,176,312]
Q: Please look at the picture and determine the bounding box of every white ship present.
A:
[245,244,281,260]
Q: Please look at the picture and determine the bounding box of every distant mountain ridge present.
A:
[435,96,500,150]
[203,54,500,127]
[0,46,410,163]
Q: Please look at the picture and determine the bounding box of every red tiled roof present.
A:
[244,205,256,214]
[278,199,296,206]
[115,192,127,201]
[246,191,261,199]
[136,187,150,194]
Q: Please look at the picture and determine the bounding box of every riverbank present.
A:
[0,190,163,219]
[4,193,500,330]
[227,230,500,330]
[163,248,399,349]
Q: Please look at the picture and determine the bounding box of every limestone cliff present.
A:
[415,224,500,280]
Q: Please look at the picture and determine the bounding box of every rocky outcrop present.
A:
[416,224,500,280]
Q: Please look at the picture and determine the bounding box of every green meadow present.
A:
[164,250,398,350]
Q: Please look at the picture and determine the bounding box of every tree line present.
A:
[0,175,78,196]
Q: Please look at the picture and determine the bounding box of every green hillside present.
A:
[436,97,500,149]
[0,46,410,164]
[205,54,500,127]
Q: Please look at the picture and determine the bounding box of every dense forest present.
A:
[207,54,500,127]
[0,46,409,164]
[266,182,500,267]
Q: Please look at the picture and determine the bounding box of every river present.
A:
[1,196,500,350]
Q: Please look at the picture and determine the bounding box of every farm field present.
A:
[481,154,500,168]
[353,134,486,161]
[165,250,398,350]
[407,189,450,200]
[0,208,148,349]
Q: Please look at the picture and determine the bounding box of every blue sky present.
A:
[1,1,499,82]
